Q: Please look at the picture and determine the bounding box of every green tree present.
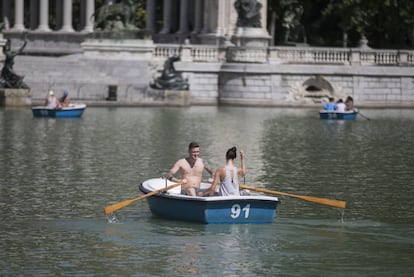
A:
[268,0,414,48]
[323,0,414,48]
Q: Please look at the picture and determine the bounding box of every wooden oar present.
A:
[103,182,182,215]
[358,111,371,121]
[239,184,346,209]
[355,108,370,120]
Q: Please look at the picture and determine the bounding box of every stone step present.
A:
[9,55,151,100]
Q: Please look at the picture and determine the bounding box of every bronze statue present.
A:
[150,55,189,90]
[0,36,29,89]
[234,0,262,28]
[92,0,138,32]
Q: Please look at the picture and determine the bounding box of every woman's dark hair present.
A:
[226,147,237,160]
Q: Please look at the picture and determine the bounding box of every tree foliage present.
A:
[268,0,414,48]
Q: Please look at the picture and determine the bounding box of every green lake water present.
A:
[0,106,413,276]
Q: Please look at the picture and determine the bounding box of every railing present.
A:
[153,45,181,60]
[273,47,350,64]
[227,47,268,63]
[153,44,414,66]
[360,50,399,65]
[191,45,219,62]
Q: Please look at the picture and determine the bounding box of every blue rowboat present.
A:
[32,103,87,118]
[319,110,357,120]
[139,178,280,224]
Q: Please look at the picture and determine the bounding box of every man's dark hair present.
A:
[188,142,199,150]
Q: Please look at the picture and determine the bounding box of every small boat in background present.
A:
[32,103,87,118]
[319,110,357,120]
[139,178,280,224]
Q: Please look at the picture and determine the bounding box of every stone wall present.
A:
[179,62,414,107]
[2,44,414,108]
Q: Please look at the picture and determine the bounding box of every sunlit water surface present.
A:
[0,106,413,276]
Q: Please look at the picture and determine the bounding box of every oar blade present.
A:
[240,184,346,209]
[298,195,346,209]
[104,199,135,215]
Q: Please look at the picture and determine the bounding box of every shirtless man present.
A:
[166,142,213,196]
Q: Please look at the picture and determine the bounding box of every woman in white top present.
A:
[203,147,246,196]
[335,99,346,112]
[45,90,61,109]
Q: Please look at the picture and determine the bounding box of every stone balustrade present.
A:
[153,45,181,61]
[152,44,414,67]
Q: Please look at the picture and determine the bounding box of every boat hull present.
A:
[32,104,86,118]
[139,178,279,224]
[319,110,357,120]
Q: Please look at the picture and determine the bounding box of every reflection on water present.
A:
[0,107,413,276]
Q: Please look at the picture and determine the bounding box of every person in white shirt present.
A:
[45,90,61,109]
[335,99,346,112]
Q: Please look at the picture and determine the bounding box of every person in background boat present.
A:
[45,90,61,109]
[345,96,354,111]
[335,99,346,112]
[59,90,70,107]
[166,142,214,196]
[203,147,246,197]
[323,97,336,111]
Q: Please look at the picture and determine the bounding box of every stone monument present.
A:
[82,0,153,55]
[80,0,154,103]
[0,32,31,106]
[232,0,270,47]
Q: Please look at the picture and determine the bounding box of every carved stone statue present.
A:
[234,0,262,28]
[0,37,29,89]
[150,55,189,90]
[282,3,305,43]
[92,0,138,32]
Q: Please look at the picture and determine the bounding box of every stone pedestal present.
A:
[164,90,191,106]
[0,89,32,106]
[4,31,87,55]
[81,38,154,60]
[227,27,271,63]
[232,27,271,47]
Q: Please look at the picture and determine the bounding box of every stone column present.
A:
[82,0,95,32]
[60,0,74,32]
[36,0,51,32]
[160,0,173,34]
[201,0,212,33]
[146,0,156,34]
[192,0,203,34]
[12,0,25,31]
[177,0,189,34]
[30,0,39,30]
[216,0,226,36]
[2,0,11,30]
